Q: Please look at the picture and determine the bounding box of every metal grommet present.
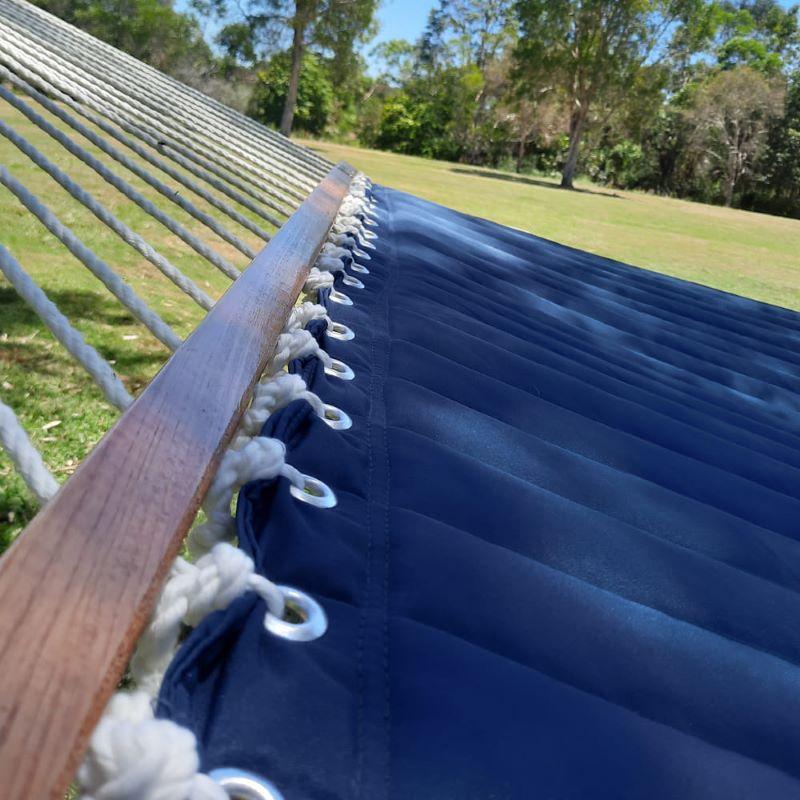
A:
[327,321,355,341]
[209,768,285,800]
[329,289,353,306]
[324,358,355,381]
[350,262,370,274]
[289,473,338,508]
[342,274,365,289]
[322,403,352,430]
[360,239,376,250]
[353,249,371,261]
[264,585,328,642]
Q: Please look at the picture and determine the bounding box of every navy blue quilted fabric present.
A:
[158,186,800,799]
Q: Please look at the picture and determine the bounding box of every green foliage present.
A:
[33,0,213,73]
[247,50,334,134]
[216,22,258,67]
[28,0,800,216]
[759,70,800,214]
[713,1,800,73]
[586,140,647,187]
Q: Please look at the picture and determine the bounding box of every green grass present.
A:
[301,138,800,312]
[0,99,274,546]
[1,117,799,548]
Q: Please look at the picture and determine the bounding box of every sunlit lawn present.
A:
[1,110,799,547]
[0,100,274,546]
[301,138,800,312]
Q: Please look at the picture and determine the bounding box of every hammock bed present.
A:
[1,2,800,798]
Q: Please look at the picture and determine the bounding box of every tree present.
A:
[247,50,334,134]
[239,0,377,136]
[763,71,800,213]
[688,65,784,205]
[714,0,800,74]
[514,0,705,188]
[33,0,213,74]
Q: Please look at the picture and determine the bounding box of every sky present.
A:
[177,0,439,68]
[368,0,438,52]
[183,0,800,68]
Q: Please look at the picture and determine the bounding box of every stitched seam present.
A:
[380,193,395,800]
[354,202,380,800]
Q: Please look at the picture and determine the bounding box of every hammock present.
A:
[1,2,800,798]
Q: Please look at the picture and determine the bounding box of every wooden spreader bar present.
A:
[0,161,356,800]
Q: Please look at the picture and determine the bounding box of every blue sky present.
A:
[178,0,439,65]
[368,0,438,51]
[361,0,438,73]
[182,0,799,66]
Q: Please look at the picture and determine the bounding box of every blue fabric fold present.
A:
[158,187,800,799]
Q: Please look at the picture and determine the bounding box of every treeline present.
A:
[34,0,800,217]
[356,0,800,216]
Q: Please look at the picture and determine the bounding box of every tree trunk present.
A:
[723,147,737,207]
[516,137,526,173]
[280,18,305,137]
[561,105,588,189]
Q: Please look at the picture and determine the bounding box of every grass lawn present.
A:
[1,116,799,547]
[301,138,800,312]
[0,100,272,546]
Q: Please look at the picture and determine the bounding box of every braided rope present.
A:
[0,246,133,410]
[0,116,214,311]
[0,73,257,259]
[0,0,326,188]
[0,10,308,208]
[0,399,59,504]
[0,77,242,279]
[0,37,288,226]
[0,167,182,351]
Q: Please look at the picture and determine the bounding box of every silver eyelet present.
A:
[342,275,365,289]
[324,358,355,381]
[327,321,355,341]
[353,249,371,260]
[350,262,370,274]
[289,473,338,508]
[322,403,352,430]
[360,239,376,250]
[329,289,353,306]
[362,230,377,240]
[264,585,328,642]
[209,768,285,800]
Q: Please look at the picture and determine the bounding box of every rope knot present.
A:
[78,692,226,800]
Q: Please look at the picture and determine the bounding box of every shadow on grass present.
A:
[0,287,167,385]
[0,287,138,330]
[449,167,623,199]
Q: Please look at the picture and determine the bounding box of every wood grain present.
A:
[0,161,355,799]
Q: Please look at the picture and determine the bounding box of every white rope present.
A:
[287,301,329,330]
[186,437,305,558]
[0,30,288,225]
[0,246,132,410]
[0,61,278,238]
[0,9,307,209]
[0,115,214,311]
[0,75,242,279]
[0,0,320,197]
[77,691,227,800]
[0,167,182,351]
[0,399,59,504]
[131,543,284,696]
[0,75,257,260]
[77,173,376,799]
[236,373,326,446]
[303,267,335,297]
